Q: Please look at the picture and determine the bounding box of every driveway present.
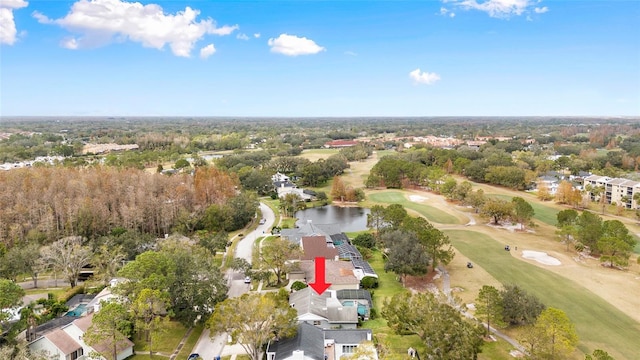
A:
[190,202,276,359]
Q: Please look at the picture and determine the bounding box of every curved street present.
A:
[190,202,276,360]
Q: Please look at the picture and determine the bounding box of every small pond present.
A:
[295,205,370,232]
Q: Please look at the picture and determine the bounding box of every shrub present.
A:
[369,308,378,320]
[60,285,85,302]
[352,233,375,249]
[291,281,308,291]
[360,276,379,289]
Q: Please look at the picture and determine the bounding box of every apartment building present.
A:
[584,175,640,208]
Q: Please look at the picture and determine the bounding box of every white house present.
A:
[29,313,134,360]
[266,322,376,360]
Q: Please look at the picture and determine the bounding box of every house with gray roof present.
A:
[266,322,376,360]
[289,287,358,329]
[28,312,134,360]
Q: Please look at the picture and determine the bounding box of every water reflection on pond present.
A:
[295,205,370,232]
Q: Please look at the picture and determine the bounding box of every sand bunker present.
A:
[522,250,561,266]
[409,195,428,203]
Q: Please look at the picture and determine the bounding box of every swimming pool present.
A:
[342,301,367,316]
[66,304,87,317]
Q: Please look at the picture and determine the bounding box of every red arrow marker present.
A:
[309,257,331,295]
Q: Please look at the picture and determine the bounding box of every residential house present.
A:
[281,222,336,246]
[536,176,560,195]
[28,313,134,360]
[266,322,376,360]
[283,223,377,281]
[301,236,339,261]
[288,288,359,329]
[289,260,360,291]
[278,186,315,202]
[273,172,291,183]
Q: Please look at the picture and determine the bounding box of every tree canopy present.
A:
[382,292,484,359]
[207,291,298,360]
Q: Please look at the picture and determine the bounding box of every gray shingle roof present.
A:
[289,288,358,324]
[267,322,325,360]
[324,328,372,344]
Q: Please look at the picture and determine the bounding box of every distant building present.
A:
[324,140,359,148]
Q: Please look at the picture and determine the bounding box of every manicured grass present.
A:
[299,148,340,161]
[478,337,517,360]
[446,229,640,360]
[367,190,461,224]
[365,250,407,310]
[23,288,67,298]
[133,320,189,356]
[175,324,205,360]
[361,251,425,359]
[491,194,559,226]
[280,217,297,229]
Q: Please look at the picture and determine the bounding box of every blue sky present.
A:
[1,0,639,117]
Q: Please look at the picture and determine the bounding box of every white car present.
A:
[244,276,251,284]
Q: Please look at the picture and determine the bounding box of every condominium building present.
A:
[584,175,640,208]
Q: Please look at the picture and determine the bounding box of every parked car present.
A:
[259,218,266,225]
[244,276,251,284]
[188,354,200,360]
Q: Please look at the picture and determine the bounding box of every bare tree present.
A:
[41,236,92,288]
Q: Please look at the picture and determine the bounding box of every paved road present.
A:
[190,202,275,360]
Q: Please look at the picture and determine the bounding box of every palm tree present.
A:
[633,192,640,209]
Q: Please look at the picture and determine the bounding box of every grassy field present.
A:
[132,320,189,357]
[362,250,513,359]
[298,148,340,161]
[489,194,560,226]
[446,229,640,360]
[367,190,462,224]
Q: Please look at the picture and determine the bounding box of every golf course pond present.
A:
[295,205,370,232]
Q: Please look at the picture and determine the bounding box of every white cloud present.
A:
[439,7,456,17]
[445,0,545,18]
[32,0,238,57]
[200,43,215,59]
[0,0,28,45]
[236,33,249,40]
[409,68,441,85]
[268,33,325,56]
[61,37,79,49]
[253,33,261,38]
[344,51,357,56]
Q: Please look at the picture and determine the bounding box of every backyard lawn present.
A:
[446,229,640,360]
[132,320,189,358]
[361,251,426,359]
